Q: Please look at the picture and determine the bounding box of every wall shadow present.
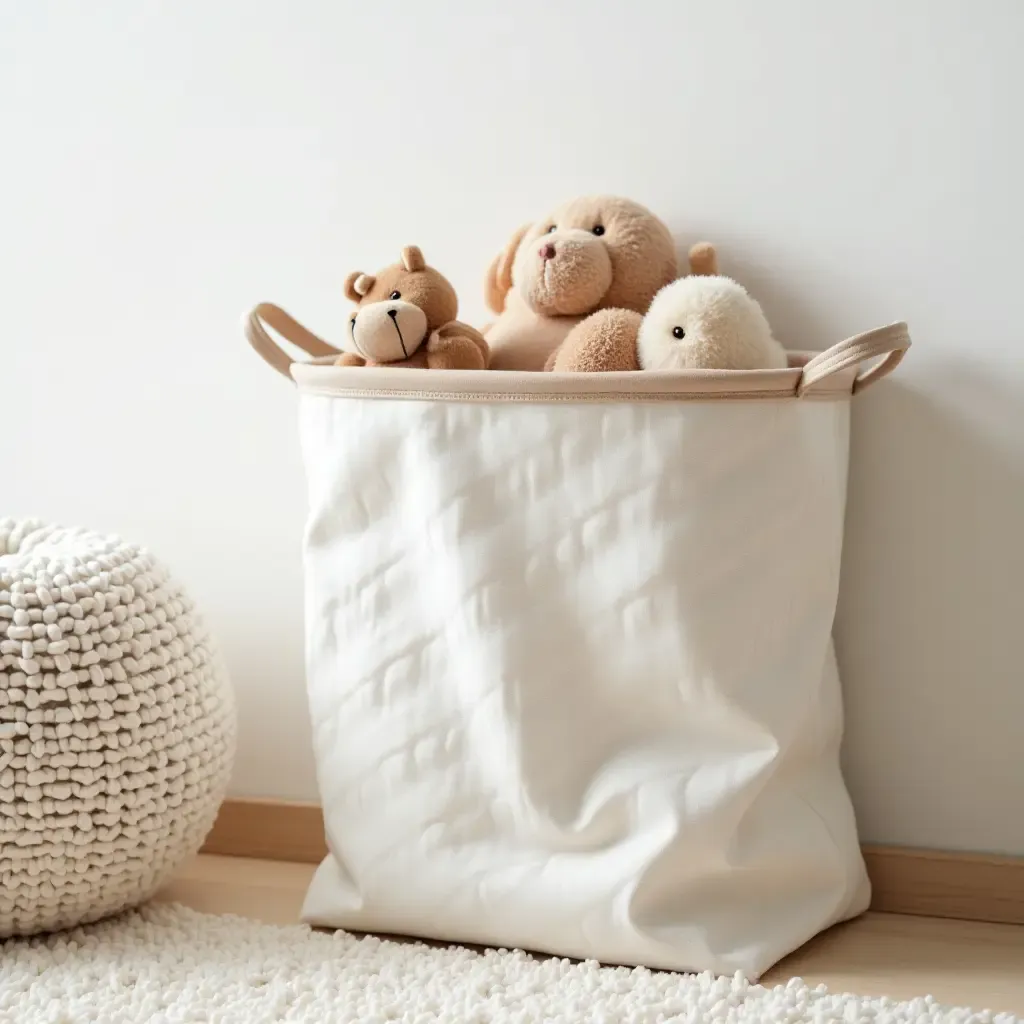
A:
[834,364,1024,853]
[667,226,873,353]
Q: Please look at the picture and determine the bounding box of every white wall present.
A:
[3,1,1021,853]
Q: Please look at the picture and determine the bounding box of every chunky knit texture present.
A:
[0,903,1018,1024]
[0,519,235,937]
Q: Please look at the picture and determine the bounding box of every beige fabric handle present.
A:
[797,321,910,397]
[246,302,910,396]
[245,303,340,379]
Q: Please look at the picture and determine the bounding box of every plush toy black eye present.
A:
[592,225,605,236]
[389,290,401,300]
[545,225,556,234]
[672,326,685,339]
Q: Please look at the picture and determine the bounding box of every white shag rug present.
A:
[0,903,1017,1024]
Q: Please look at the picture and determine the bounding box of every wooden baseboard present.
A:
[202,798,1024,927]
[860,845,1024,925]
[201,797,327,865]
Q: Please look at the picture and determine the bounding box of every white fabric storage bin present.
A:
[246,305,910,979]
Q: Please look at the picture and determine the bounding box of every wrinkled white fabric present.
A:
[297,394,869,978]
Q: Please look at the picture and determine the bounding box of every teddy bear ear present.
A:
[400,246,425,272]
[344,271,376,303]
[485,222,531,314]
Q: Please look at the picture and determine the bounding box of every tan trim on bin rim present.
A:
[244,303,910,403]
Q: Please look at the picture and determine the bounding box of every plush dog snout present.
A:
[517,231,614,316]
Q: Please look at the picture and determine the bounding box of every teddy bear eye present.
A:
[389,290,401,300]
[592,225,605,236]
[545,225,556,234]
[672,326,685,339]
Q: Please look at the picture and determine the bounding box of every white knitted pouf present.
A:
[0,519,236,937]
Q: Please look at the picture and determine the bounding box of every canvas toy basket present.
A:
[246,303,909,979]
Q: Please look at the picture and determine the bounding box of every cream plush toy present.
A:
[482,195,717,371]
[638,275,788,370]
[547,274,788,373]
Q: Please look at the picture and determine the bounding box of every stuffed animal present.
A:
[481,195,718,372]
[337,246,489,370]
[547,275,788,373]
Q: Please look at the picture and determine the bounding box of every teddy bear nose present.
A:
[387,308,398,319]
[539,243,556,261]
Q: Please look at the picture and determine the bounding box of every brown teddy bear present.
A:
[337,246,489,370]
[481,195,717,372]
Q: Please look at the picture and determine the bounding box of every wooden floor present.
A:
[158,855,1024,1016]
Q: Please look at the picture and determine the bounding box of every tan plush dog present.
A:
[337,246,489,370]
[482,195,717,371]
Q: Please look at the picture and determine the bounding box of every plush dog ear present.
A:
[484,223,531,314]
[344,271,376,303]
[401,246,425,272]
[688,242,719,277]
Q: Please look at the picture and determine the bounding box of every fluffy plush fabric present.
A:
[546,308,643,372]
[638,275,788,371]
[482,196,686,371]
[0,520,235,938]
[540,242,722,373]
[686,240,720,278]
[550,273,787,374]
[338,246,489,370]
[1,903,1015,1024]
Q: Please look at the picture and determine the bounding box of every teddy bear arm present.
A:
[334,352,366,367]
[426,320,490,370]
[549,308,644,372]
